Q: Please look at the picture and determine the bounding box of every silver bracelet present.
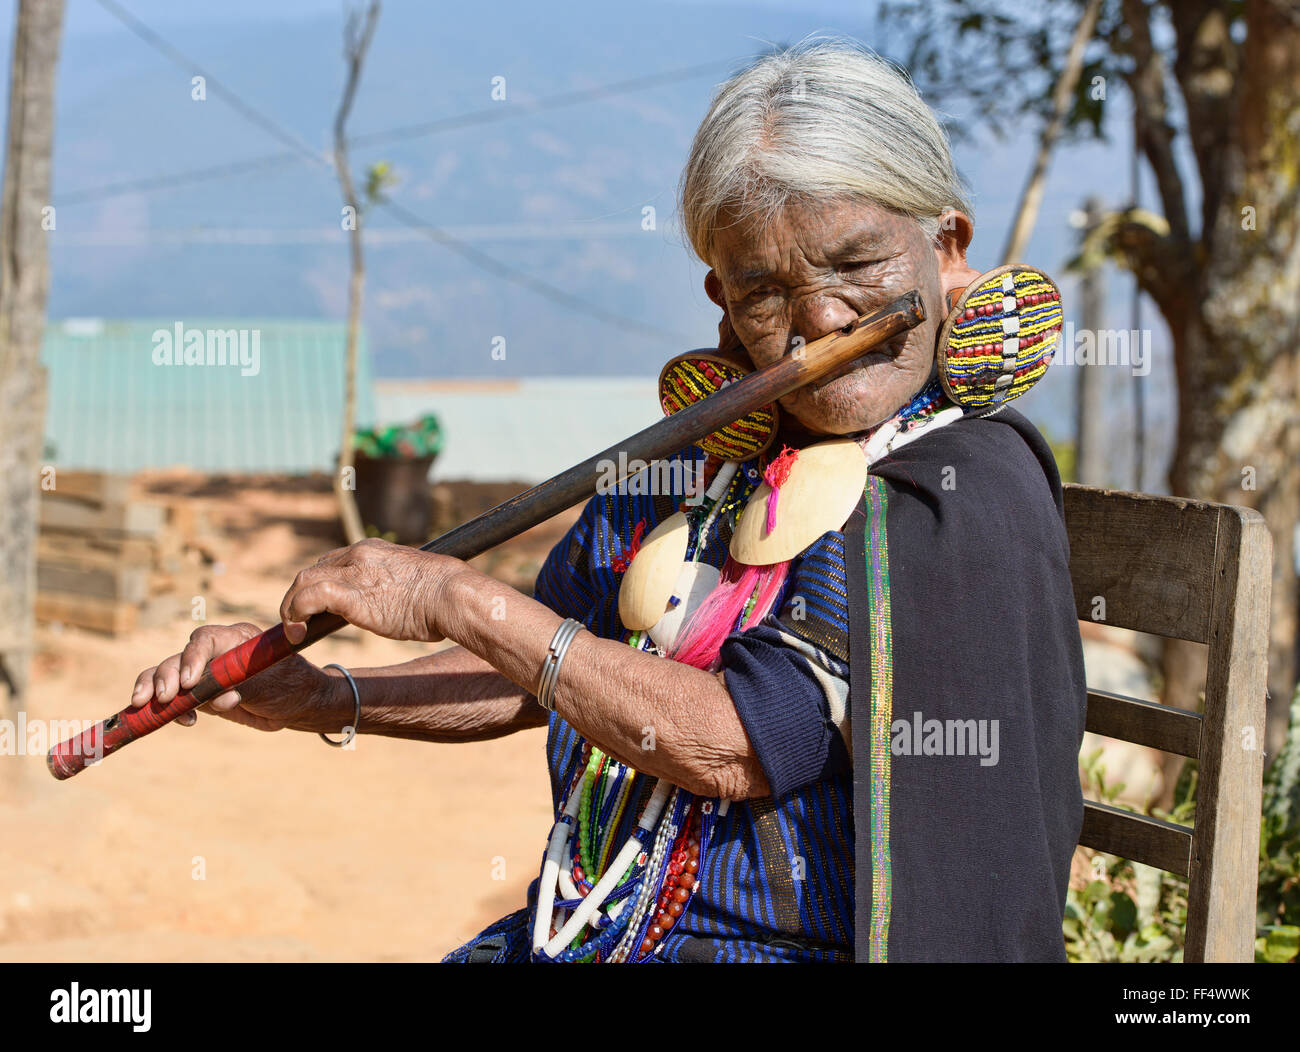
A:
[536,618,584,712]
[320,663,361,748]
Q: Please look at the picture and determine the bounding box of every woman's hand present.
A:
[130,622,341,732]
[279,537,462,644]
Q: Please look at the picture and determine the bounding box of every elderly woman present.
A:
[132,38,1086,963]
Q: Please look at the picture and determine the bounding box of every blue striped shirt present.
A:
[532,448,856,962]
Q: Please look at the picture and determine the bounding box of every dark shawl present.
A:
[844,405,1087,962]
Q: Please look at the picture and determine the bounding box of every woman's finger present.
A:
[177,622,261,688]
[284,578,350,638]
[179,629,222,689]
[279,565,332,628]
[152,653,184,703]
[208,690,243,713]
[313,545,354,566]
[131,666,159,707]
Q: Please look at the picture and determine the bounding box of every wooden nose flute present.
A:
[47,290,925,780]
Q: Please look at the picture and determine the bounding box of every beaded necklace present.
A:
[533,747,675,962]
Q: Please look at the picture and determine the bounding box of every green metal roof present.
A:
[41,318,375,474]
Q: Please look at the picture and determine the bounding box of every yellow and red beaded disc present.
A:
[657,351,778,461]
[937,264,1063,411]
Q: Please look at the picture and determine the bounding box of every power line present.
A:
[49,220,648,246]
[376,197,686,343]
[93,0,328,166]
[59,59,735,205]
[349,61,733,148]
[59,151,299,205]
[86,0,691,345]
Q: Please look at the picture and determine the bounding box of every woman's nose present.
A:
[790,295,859,348]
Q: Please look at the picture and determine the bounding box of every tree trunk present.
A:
[334,209,366,546]
[1167,0,1300,755]
[1075,197,1108,487]
[0,0,66,749]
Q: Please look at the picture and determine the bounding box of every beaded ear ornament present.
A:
[657,351,779,460]
[614,350,780,648]
[936,263,1063,411]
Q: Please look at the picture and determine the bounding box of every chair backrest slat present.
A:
[1080,801,1192,877]
[1085,689,1202,758]
[1062,485,1271,963]
[1064,488,1220,644]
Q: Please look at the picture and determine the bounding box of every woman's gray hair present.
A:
[679,36,972,266]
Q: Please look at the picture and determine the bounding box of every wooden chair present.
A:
[1063,484,1272,962]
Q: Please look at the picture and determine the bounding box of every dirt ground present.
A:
[0,473,578,962]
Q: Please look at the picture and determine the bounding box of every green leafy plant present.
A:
[363,160,397,207]
[1046,437,1076,484]
[353,412,443,459]
[1064,749,1191,962]
[1066,684,1300,963]
[1256,683,1300,963]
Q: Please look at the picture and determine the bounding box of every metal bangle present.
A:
[320,663,361,748]
[537,618,584,712]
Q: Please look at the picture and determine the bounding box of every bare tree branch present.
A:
[1115,0,1192,246]
[332,0,381,545]
[1001,0,1105,263]
[1107,211,1192,323]
[1166,0,1240,238]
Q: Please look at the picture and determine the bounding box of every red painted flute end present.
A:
[47,743,87,780]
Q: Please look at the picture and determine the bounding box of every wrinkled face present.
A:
[708,196,962,435]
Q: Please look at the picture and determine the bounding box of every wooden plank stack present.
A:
[37,471,223,635]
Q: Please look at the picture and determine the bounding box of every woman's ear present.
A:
[703,269,749,365]
[704,269,726,309]
[933,211,980,312]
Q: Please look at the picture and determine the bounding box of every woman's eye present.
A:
[840,259,882,272]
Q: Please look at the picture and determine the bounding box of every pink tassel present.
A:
[743,562,789,630]
[762,446,798,534]
[667,557,791,671]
